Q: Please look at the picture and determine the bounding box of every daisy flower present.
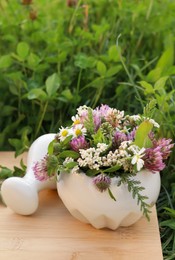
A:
[71,114,81,125]
[73,124,87,138]
[58,126,72,141]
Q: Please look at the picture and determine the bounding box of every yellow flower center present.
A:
[73,119,81,125]
[75,129,82,136]
[62,130,68,137]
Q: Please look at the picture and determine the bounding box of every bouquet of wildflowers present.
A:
[33,103,174,219]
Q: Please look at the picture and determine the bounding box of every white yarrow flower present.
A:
[96,143,108,152]
[63,157,74,166]
[148,119,160,128]
[71,165,80,174]
[129,115,141,121]
[77,105,89,116]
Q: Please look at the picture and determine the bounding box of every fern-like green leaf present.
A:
[83,108,95,135]
[143,99,157,118]
[120,174,152,221]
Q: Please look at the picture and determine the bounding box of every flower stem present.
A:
[34,101,48,139]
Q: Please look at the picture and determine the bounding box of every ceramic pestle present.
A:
[1,134,56,215]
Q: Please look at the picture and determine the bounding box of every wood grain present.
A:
[0,152,163,260]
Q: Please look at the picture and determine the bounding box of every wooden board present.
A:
[0,152,163,260]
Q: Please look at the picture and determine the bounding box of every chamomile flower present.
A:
[58,126,72,141]
[73,124,87,138]
[71,114,81,125]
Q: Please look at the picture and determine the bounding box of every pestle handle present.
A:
[1,134,56,215]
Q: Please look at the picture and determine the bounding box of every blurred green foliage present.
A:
[0,1,175,257]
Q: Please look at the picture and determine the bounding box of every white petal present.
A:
[137,159,144,171]
[131,156,137,165]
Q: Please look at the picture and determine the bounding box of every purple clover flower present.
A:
[114,131,127,147]
[153,138,174,160]
[93,104,111,131]
[143,147,165,173]
[93,174,111,192]
[127,128,136,141]
[70,136,89,152]
[33,155,49,181]
[93,112,101,131]
[99,104,111,117]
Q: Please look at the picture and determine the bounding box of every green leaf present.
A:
[61,89,73,101]
[160,219,175,230]
[143,99,157,118]
[0,55,12,69]
[103,165,121,173]
[27,53,41,69]
[163,65,175,76]
[8,126,31,156]
[58,51,68,62]
[139,81,154,94]
[59,150,79,159]
[7,70,22,80]
[154,76,168,91]
[146,68,162,83]
[47,155,59,176]
[120,174,151,220]
[46,73,60,97]
[13,165,26,177]
[65,161,78,169]
[0,166,13,179]
[17,42,30,59]
[8,138,23,153]
[61,135,73,146]
[92,128,106,145]
[108,45,120,62]
[163,207,175,218]
[52,143,62,154]
[74,53,96,69]
[156,46,174,73]
[106,65,122,77]
[48,140,55,155]
[83,108,95,135]
[19,159,27,171]
[86,169,101,176]
[2,105,16,117]
[11,52,24,62]
[134,120,153,148]
[0,114,25,148]
[27,89,47,100]
[108,188,116,201]
[97,61,106,76]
